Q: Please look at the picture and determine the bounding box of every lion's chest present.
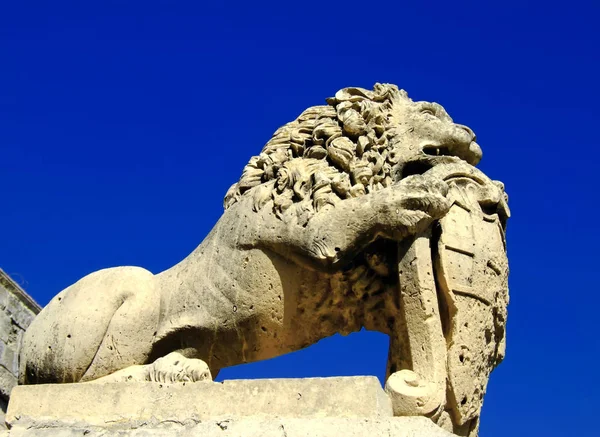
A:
[294,240,400,338]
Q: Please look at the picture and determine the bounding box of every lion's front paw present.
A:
[378,174,451,239]
[147,352,212,383]
[397,174,450,215]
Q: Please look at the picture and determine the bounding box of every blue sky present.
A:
[1,1,599,435]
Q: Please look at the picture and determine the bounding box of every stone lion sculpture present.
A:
[20,84,509,436]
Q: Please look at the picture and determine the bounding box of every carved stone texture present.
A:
[0,270,40,428]
[19,84,509,436]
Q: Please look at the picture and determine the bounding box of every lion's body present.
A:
[152,197,403,371]
[23,185,404,383]
[19,83,507,437]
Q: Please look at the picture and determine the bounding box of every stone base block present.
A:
[4,377,454,436]
[2,417,454,436]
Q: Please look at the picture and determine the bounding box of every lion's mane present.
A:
[224,83,412,224]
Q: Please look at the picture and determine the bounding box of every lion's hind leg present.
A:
[20,266,160,383]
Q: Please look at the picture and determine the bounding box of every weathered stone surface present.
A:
[18,84,509,436]
[4,417,454,437]
[0,272,39,332]
[0,270,40,427]
[4,377,458,436]
[5,418,455,437]
[7,377,392,428]
[0,367,16,402]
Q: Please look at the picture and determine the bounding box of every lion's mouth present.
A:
[398,155,462,179]
[422,145,454,157]
[398,137,483,179]
[421,140,482,166]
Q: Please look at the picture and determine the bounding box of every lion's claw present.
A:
[147,352,212,383]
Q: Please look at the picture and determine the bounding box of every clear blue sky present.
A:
[1,2,598,435]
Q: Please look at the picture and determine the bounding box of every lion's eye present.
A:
[421,108,436,117]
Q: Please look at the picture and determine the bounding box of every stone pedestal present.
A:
[4,377,454,436]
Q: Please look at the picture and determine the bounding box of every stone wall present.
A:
[0,269,40,425]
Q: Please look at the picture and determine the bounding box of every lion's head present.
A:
[224,83,482,223]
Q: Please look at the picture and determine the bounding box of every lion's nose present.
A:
[453,124,481,165]
[455,124,476,142]
[466,142,482,165]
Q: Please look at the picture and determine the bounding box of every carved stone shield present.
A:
[434,173,509,426]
